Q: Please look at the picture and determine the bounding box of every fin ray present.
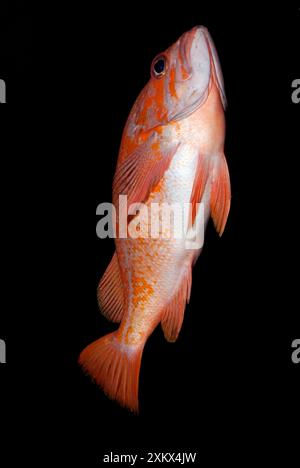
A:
[79,332,143,413]
[161,265,192,342]
[113,136,180,208]
[190,154,210,225]
[210,153,231,236]
[97,253,124,323]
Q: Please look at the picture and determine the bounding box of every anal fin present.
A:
[161,265,192,342]
[97,252,124,323]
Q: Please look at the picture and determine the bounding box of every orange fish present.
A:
[80,26,231,412]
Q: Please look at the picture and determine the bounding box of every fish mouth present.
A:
[178,26,206,81]
[178,29,194,80]
[168,26,211,122]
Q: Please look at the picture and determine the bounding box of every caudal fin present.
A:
[79,332,143,413]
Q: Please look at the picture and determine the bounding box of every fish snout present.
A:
[178,26,210,81]
[189,26,210,73]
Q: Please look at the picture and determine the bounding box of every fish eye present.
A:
[151,55,167,78]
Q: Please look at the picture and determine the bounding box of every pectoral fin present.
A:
[113,136,180,208]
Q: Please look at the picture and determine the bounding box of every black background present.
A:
[0,2,299,466]
[0,1,32,102]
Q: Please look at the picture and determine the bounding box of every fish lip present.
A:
[201,27,227,110]
[168,26,211,121]
[178,26,205,82]
[178,30,193,81]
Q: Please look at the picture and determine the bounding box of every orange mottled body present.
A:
[79,26,231,412]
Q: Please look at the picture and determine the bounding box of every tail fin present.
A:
[79,332,143,413]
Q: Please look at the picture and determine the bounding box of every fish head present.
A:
[125,26,227,141]
[163,25,227,121]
